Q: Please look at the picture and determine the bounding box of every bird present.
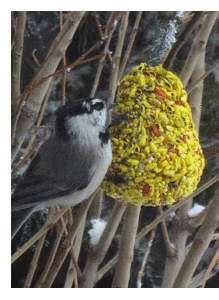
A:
[11,98,114,239]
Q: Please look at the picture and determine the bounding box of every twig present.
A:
[90,13,118,98]
[107,12,129,105]
[118,11,142,81]
[32,49,41,67]
[163,12,204,70]
[137,225,157,288]
[158,206,176,257]
[201,245,219,288]
[112,204,141,288]
[11,11,26,100]
[60,11,66,106]
[187,58,219,95]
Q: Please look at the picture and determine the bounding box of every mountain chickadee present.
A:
[11,98,113,239]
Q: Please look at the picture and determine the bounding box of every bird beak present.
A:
[107,102,117,110]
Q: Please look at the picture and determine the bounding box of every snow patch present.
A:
[88,218,107,245]
[188,203,205,218]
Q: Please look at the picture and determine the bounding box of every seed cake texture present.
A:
[102,63,205,206]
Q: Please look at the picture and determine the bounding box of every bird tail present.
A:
[11,207,35,240]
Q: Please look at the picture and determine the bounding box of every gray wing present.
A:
[11,135,98,211]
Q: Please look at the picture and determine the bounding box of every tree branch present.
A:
[112,204,141,288]
[173,187,219,288]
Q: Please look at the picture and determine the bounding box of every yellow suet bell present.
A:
[102,63,205,206]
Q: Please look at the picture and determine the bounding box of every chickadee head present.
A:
[55,98,110,142]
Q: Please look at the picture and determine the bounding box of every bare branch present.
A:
[11,11,26,100]
[173,187,219,288]
[112,204,141,288]
[179,12,218,87]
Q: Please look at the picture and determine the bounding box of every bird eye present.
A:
[93,102,104,111]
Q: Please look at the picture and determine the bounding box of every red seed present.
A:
[142,183,152,196]
[168,148,179,155]
[151,125,161,137]
[175,100,182,105]
[154,87,167,98]
[182,135,187,143]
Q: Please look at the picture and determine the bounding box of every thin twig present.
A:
[90,13,119,98]
[107,12,129,105]
[118,11,142,81]
[60,11,66,106]
[158,206,176,257]
[200,239,219,288]
[11,11,26,100]
[187,58,219,95]
[137,225,157,288]
[32,49,41,67]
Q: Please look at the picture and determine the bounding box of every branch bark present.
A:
[11,11,26,100]
[111,204,141,288]
[80,201,126,288]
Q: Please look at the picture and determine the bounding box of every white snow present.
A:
[88,218,107,245]
[137,280,142,288]
[187,203,205,218]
